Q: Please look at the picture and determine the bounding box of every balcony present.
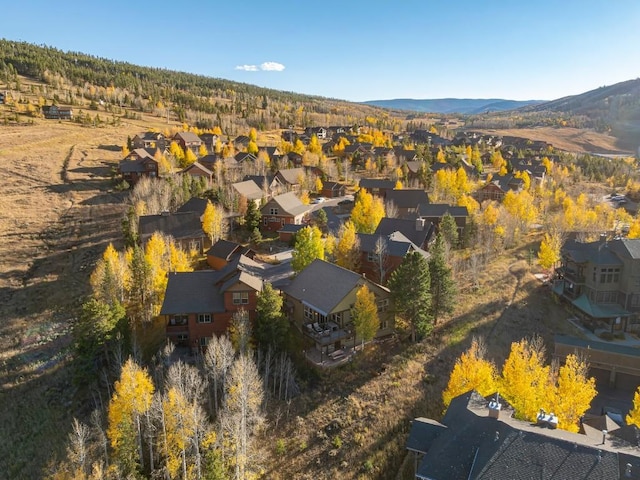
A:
[556,266,585,284]
[303,321,352,346]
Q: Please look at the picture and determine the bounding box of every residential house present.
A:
[553,238,640,333]
[234,135,250,149]
[42,105,73,119]
[274,168,307,192]
[232,179,265,208]
[138,211,209,253]
[358,178,395,199]
[554,334,640,390]
[206,239,255,270]
[132,132,166,151]
[407,390,640,480]
[176,197,209,217]
[385,189,430,218]
[304,126,327,139]
[234,152,257,164]
[277,223,307,243]
[173,131,203,154]
[283,259,394,357]
[198,133,219,153]
[320,181,347,198]
[243,174,282,196]
[416,203,469,239]
[282,151,303,167]
[475,174,524,203]
[181,161,212,183]
[260,192,312,232]
[357,231,428,284]
[393,147,419,163]
[374,217,435,250]
[161,255,263,349]
[198,154,222,173]
[261,146,281,159]
[118,148,159,185]
[512,157,547,183]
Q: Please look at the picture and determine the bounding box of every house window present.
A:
[197,314,211,324]
[270,208,279,215]
[377,298,389,313]
[233,292,249,305]
[169,315,188,326]
[199,337,210,347]
[367,252,377,263]
[263,217,268,226]
[600,268,620,283]
[177,334,188,341]
[597,291,618,303]
[631,294,640,307]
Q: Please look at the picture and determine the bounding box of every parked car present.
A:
[611,194,626,201]
[312,197,326,204]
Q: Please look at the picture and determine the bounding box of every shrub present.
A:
[332,435,342,449]
[275,438,287,455]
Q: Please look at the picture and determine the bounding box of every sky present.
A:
[3,1,640,102]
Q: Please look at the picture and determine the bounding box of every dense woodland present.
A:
[2,40,640,479]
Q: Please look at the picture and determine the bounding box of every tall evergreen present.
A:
[429,233,457,325]
[388,251,431,341]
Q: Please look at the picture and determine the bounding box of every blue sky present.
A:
[3,1,639,102]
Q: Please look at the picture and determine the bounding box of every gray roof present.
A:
[206,239,242,260]
[284,259,371,316]
[277,223,307,234]
[485,173,524,192]
[417,203,469,218]
[177,197,209,215]
[357,233,414,258]
[234,152,257,163]
[406,418,447,454]
[608,238,640,260]
[182,161,212,176]
[374,218,433,247]
[232,180,263,200]
[385,189,429,209]
[139,211,204,241]
[555,334,640,359]
[160,255,263,315]
[562,239,623,265]
[412,391,636,480]
[359,178,395,190]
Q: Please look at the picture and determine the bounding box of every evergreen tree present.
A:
[244,200,261,232]
[254,282,288,351]
[388,251,431,341]
[429,233,457,325]
[439,212,459,248]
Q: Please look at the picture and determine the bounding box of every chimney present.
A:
[488,393,501,419]
[415,218,425,232]
[161,210,170,216]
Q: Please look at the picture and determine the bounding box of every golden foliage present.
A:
[351,190,384,234]
[443,338,498,407]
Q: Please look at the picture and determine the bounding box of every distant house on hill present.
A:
[173,131,203,153]
[42,105,73,119]
[475,174,524,203]
[138,211,208,253]
[118,148,159,185]
[132,132,166,151]
[181,161,213,183]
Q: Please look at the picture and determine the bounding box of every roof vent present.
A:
[494,431,499,442]
[488,393,501,419]
[626,463,632,477]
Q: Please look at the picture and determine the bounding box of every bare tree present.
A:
[222,355,265,480]
[204,334,235,414]
[373,235,390,284]
[385,200,399,219]
[66,418,91,475]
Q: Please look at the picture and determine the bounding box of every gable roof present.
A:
[321,181,345,192]
[160,255,263,315]
[357,233,415,258]
[276,168,305,185]
[138,211,204,241]
[417,203,469,218]
[177,197,209,216]
[359,178,395,190]
[234,152,257,163]
[182,161,212,176]
[174,131,202,144]
[374,217,434,247]
[561,239,624,265]
[484,174,524,192]
[265,192,311,216]
[385,189,429,209]
[412,391,639,480]
[232,180,263,201]
[284,259,387,316]
[206,239,243,260]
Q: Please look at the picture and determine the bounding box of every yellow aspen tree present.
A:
[202,200,223,243]
[481,202,500,226]
[308,135,321,154]
[122,145,130,157]
[198,144,208,157]
[335,221,360,271]
[538,233,561,270]
[550,354,597,432]
[293,138,306,155]
[300,191,311,205]
[458,194,480,215]
[514,170,531,191]
[183,148,197,167]
[500,337,550,422]
[90,243,128,306]
[351,190,384,234]
[169,141,184,163]
[628,218,640,239]
[455,167,472,196]
[491,150,505,169]
[351,284,379,348]
[247,140,259,155]
[212,126,222,136]
[169,241,193,272]
[162,387,196,478]
[443,338,498,406]
[292,226,325,273]
[248,127,257,142]
[107,359,155,476]
[394,179,403,190]
[626,386,640,427]
[436,148,446,163]
[315,177,323,194]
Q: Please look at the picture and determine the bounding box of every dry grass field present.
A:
[0,118,140,477]
[482,126,632,155]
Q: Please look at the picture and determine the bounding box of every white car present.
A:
[611,194,625,201]
[312,197,326,204]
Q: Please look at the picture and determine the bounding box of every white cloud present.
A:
[260,61,285,72]
[235,64,259,71]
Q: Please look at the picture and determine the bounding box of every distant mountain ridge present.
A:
[362,98,545,114]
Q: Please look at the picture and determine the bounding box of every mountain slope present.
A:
[362,98,544,114]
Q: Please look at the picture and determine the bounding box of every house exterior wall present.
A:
[358,252,403,285]
[206,255,228,270]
